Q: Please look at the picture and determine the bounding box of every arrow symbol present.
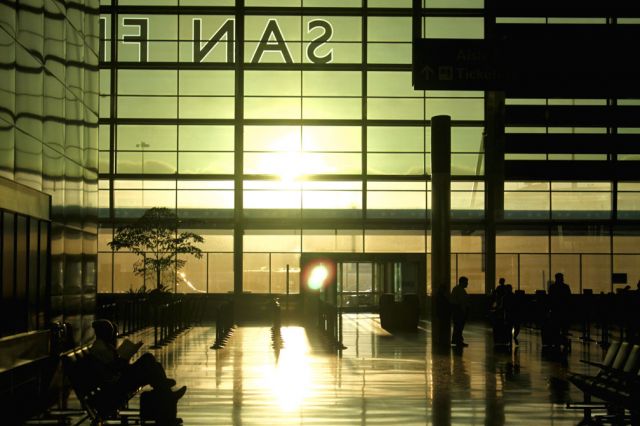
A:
[421,65,435,80]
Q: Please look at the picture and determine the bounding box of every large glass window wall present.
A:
[98,2,640,295]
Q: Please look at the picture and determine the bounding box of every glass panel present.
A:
[179,70,234,96]
[551,232,610,254]
[367,71,420,98]
[423,17,484,39]
[243,253,270,294]
[180,126,234,151]
[618,192,640,219]
[304,71,361,96]
[368,127,424,152]
[180,97,235,119]
[118,125,177,151]
[367,98,424,120]
[98,252,113,293]
[303,98,361,120]
[582,254,611,294]
[118,70,176,95]
[613,255,640,294]
[614,231,640,254]
[367,154,425,175]
[364,230,425,253]
[113,252,144,293]
[302,126,360,152]
[244,230,301,253]
[178,152,234,174]
[271,253,300,294]
[341,263,358,293]
[302,229,363,253]
[245,71,301,96]
[367,17,411,42]
[497,232,548,254]
[177,254,206,293]
[426,98,484,121]
[116,152,177,174]
[550,254,580,293]
[451,233,483,253]
[496,254,519,291]
[209,253,234,294]
[519,254,549,294]
[456,254,484,294]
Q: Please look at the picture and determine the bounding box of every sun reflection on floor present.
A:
[262,326,313,412]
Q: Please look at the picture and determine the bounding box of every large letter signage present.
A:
[307,20,333,64]
[102,16,336,64]
[193,18,235,63]
[251,19,293,64]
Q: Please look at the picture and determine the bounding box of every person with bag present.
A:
[89,319,187,404]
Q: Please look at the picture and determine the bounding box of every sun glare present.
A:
[265,327,313,412]
[278,150,303,183]
[308,264,329,290]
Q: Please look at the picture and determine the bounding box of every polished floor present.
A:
[73,314,610,425]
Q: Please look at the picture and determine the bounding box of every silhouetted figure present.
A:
[490,278,507,310]
[511,290,525,345]
[89,319,186,401]
[451,276,470,347]
[547,272,572,347]
[490,278,509,346]
[502,285,515,345]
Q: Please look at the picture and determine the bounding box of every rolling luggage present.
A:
[493,320,512,346]
[140,389,182,425]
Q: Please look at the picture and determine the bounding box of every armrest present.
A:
[579,360,605,369]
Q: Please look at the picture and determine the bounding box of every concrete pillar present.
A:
[431,115,452,350]
[484,91,505,294]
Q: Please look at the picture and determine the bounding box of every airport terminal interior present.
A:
[2,0,640,424]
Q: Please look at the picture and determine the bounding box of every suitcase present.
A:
[140,389,182,425]
[541,319,561,347]
[493,320,512,346]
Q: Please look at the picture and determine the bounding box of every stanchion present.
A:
[271,298,283,350]
[211,301,234,349]
[150,304,162,349]
[580,290,594,343]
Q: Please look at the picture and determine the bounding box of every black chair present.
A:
[60,346,140,425]
[567,341,640,424]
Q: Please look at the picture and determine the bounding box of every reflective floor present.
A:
[75,314,609,425]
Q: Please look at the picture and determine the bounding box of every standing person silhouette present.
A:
[548,272,572,346]
[502,284,517,345]
[489,278,507,342]
[451,276,470,347]
[491,278,506,307]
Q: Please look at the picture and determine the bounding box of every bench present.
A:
[60,346,140,424]
[566,341,640,424]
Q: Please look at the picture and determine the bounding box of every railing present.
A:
[149,297,191,349]
[317,300,346,351]
[96,296,150,336]
[211,300,235,350]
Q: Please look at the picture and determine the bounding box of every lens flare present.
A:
[308,264,329,290]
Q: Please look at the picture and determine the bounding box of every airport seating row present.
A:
[567,340,640,424]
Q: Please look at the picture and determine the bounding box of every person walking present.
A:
[451,276,470,347]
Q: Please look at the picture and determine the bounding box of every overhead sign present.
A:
[413,39,500,91]
[413,24,640,97]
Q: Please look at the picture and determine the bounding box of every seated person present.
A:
[89,319,186,402]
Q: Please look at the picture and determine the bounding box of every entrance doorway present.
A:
[301,253,426,313]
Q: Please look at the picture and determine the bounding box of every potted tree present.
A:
[108,207,204,297]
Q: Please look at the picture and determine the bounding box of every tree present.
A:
[108,207,204,291]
